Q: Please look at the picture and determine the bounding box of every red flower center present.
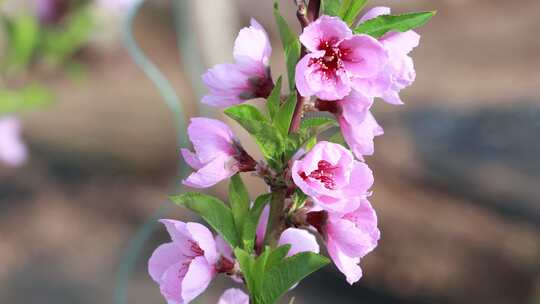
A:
[299,160,338,190]
[309,39,349,80]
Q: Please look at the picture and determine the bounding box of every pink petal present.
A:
[358,6,391,24]
[0,117,27,167]
[218,288,249,304]
[182,155,237,188]
[148,243,185,282]
[159,219,190,245]
[381,30,420,55]
[187,117,236,164]
[186,222,218,265]
[327,238,363,285]
[278,228,320,256]
[215,235,234,261]
[340,111,383,159]
[234,18,272,67]
[181,148,203,170]
[299,15,352,52]
[181,256,215,303]
[340,35,388,79]
[202,63,251,107]
[255,204,270,248]
[159,262,186,304]
[342,162,374,198]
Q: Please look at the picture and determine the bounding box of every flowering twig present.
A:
[289,0,311,133]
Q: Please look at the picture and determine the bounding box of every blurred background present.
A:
[1,0,539,303]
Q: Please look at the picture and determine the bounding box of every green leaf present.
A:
[266,76,283,120]
[41,7,94,65]
[300,116,338,131]
[321,0,341,16]
[257,253,330,304]
[274,92,297,136]
[274,3,301,91]
[229,174,250,242]
[0,85,53,114]
[224,104,285,166]
[265,244,291,270]
[242,194,271,252]
[170,193,239,248]
[2,15,40,69]
[338,0,368,26]
[234,248,256,292]
[354,11,436,38]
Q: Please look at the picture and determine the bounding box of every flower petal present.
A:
[148,243,185,282]
[182,155,237,188]
[186,222,218,265]
[340,35,388,78]
[358,6,391,24]
[278,228,320,256]
[234,18,272,67]
[299,15,352,52]
[218,288,249,304]
[181,256,215,303]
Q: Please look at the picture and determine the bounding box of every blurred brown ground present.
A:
[1,0,540,303]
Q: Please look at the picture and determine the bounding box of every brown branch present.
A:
[307,0,321,21]
[288,0,312,134]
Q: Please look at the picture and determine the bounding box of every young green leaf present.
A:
[320,0,341,16]
[257,252,330,304]
[274,92,297,136]
[229,174,250,241]
[266,76,283,120]
[354,11,436,38]
[234,248,256,292]
[242,193,271,253]
[274,3,301,91]
[170,192,239,248]
[265,244,291,271]
[3,15,40,69]
[338,0,368,26]
[224,104,285,165]
[300,116,338,131]
[0,85,53,114]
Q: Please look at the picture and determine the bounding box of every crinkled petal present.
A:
[181,256,215,303]
[300,15,352,52]
[340,35,388,79]
[182,155,237,188]
[278,228,320,256]
[218,288,249,304]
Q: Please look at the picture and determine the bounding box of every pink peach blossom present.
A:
[337,91,383,159]
[181,118,255,188]
[218,288,249,304]
[202,19,273,107]
[295,15,388,100]
[358,7,420,105]
[0,117,27,167]
[291,141,374,213]
[148,220,219,304]
[278,228,320,256]
[324,200,380,284]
